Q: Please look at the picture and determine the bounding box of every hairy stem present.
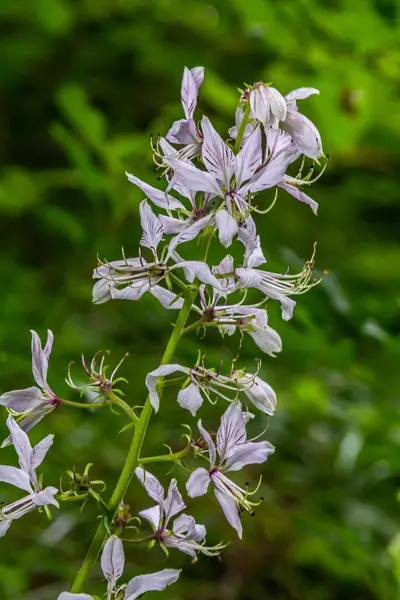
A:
[70,229,213,593]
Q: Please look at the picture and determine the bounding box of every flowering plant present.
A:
[0,69,326,596]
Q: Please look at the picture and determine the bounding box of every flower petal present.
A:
[31,330,51,391]
[181,67,199,119]
[217,402,246,463]
[201,117,235,185]
[0,465,31,492]
[164,157,222,197]
[0,520,12,537]
[243,376,277,415]
[167,214,214,258]
[33,486,59,508]
[177,383,204,416]
[186,467,211,498]
[126,173,184,210]
[139,200,164,251]
[31,434,54,470]
[213,488,242,539]
[0,386,45,413]
[225,440,275,472]
[174,260,222,290]
[135,467,164,503]
[6,415,32,474]
[138,505,162,530]
[101,535,125,584]
[198,420,216,467]
[279,180,318,214]
[124,569,180,600]
[283,110,323,161]
[163,479,186,526]
[285,87,320,103]
[235,125,262,186]
[145,364,189,412]
[215,209,239,248]
[172,513,206,542]
[149,286,184,310]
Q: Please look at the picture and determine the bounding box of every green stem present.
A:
[108,391,139,423]
[138,447,190,465]
[182,318,236,336]
[233,101,251,153]
[70,229,213,593]
[60,398,108,409]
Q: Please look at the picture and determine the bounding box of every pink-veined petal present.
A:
[0,386,45,413]
[217,402,246,463]
[164,158,222,197]
[201,117,235,185]
[279,181,318,215]
[163,479,186,527]
[139,200,164,251]
[6,415,32,474]
[181,67,198,119]
[101,535,125,584]
[235,125,262,186]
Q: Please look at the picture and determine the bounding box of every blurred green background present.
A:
[1,0,400,598]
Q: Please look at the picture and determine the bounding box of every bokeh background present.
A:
[1,0,400,598]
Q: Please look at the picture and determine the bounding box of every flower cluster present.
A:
[0,66,325,597]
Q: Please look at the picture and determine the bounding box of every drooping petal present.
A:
[166,118,199,145]
[135,467,164,503]
[282,110,323,161]
[285,87,320,104]
[244,309,282,356]
[149,286,184,310]
[110,281,151,302]
[172,513,206,542]
[139,200,164,251]
[249,84,286,126]
[225,440,275,472]
[198,420,216,467]
[173,260,222,290]
[238,216,266,268]
[33,486,59,508]
[163,479,186,526]
[0,386,45,413]
[6,415,32,474]
[126,173,184,210]
[279,180,318,214]
[101,535,125,585]
[177,383,204,416]
[186,467,211,498]
[243,147,298,194]
[201,117,235,185]
[31,434,54,470]
[164,157,222,197]
[213,488,242,539]
[215,209,239,248]
[1,407,50,444]
[243,376,277,415]
[124,569,180,600]
[92,279,113,304]
[0,465,31,492]
[138,504,162,530]
[145,364,189,412]
[216,402,246,463]
[235,125,262,186]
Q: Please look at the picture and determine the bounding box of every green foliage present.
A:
[0,0,399,598]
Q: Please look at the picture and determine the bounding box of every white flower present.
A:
[236,245,319,320]
[164,117,298,247]
[282,87,324,161]
[0,415,58,536]
[135,468,224,560]
[58,535,180,600]
[145,359,277,416]
[0,330,60,440]
[186,403,274,538]
[249,82,287,128]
